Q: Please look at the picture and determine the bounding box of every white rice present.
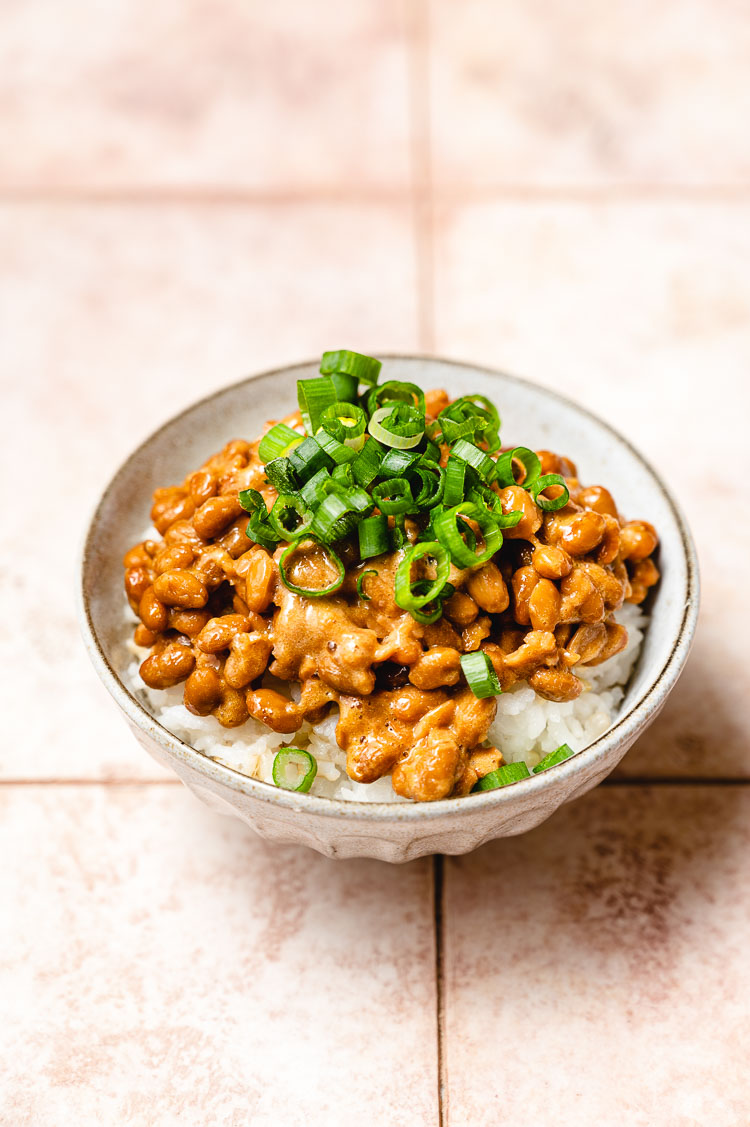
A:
[123,598,647,802]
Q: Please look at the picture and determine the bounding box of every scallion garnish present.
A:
[287,435,334,482]
[369,404,425,450]
[532,744,574,772]
[475,761,531,790]
[357,568,377,600]
[272,748,318,793]
[358,513,389,559]
[494,446,541,488]
[372,477,415,515]
[394,542,451,619]
[433,502,503,568]
[320,349,382,387]
[527,473,570,512]
[239,350,573,623]
[297,376,338,436]
[459,651,502,698]
[258,423,302,463]
[279,536,346,597]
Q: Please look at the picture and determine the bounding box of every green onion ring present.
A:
[319,401,367,444]
[369,404,425,450]
[366,380,425,416]
[494,446,541,488]
[358,513,389,559]
[394,541,451,615]
[297,376,337,436]
[532,743,574,773]
[272,748,318,793]
[372,477,415,516]
[279,536,346,597]
[356,569,377,600]
[268,494,312,540]
[527,473,570,512]
[320,349,382,387]
[451,439,497,482]
[474,761,530,791]
[258,423,303,463]
[433,502,503,568]
[460,651,503,699]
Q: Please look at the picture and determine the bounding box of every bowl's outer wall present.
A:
[81,358,699,862]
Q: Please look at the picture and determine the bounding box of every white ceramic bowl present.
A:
[79,358,699,862]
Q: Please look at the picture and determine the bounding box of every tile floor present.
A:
[3,2,748,1123]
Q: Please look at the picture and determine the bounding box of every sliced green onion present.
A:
[379,448,420,478]
[366,380,425,416]
[369,404,425,450]
[268,494,312,540]
[320,349,382,387]
[357,569,377,600]
[311,491,366,543]
[407,464,444,509]
[263,457,298,495]
[372,477,415,516]
[287,436,333,482]
[279,536,345,597]
[272,748,318,793]
[451,439,497,482]
[394,541,451,617]
[460,651,502,698]
[329,372,359,402]
[314,428,358,465]
[238,487,268,515]
[467,484,523,529]
[475,762,531,791]
[443,456,469,506]
[358,513,389,559]
[494,446,541,488]
[297,376,337,435]
[352,438,385,488]
[319,401,367,444]
[527,473,570,512]
[433,502,503,568]
[532,744,574,773]
[258,423,302,463]
[300,467,332,508]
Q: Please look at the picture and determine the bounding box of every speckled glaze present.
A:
[78,358,699,861]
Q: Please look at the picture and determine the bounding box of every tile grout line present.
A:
[2,185,750,206]
[406,0,435,353]
[433,853,447,1127]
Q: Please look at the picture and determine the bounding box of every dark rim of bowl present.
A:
[79,355,700,822]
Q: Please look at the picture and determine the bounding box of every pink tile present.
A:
[0,1,411,190]
[0,784,438,1126]
[442,785,750,1127]
[433,199,750,775]
[0,201,417,779]
[429,0,750,187]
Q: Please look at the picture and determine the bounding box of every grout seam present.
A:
[1,185,750,207]
[433,853,446,1127]
[406,0,435,352]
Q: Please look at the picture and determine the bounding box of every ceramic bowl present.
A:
[79,357,699,862]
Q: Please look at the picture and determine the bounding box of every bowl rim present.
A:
[79,354,700,822]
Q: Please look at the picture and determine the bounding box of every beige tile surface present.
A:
[441,785,750,1127]
[428,0,750,187]
[0,0,411,190]
[0,784,438,1127]
[1,201,417,780]
[433,199,750,775]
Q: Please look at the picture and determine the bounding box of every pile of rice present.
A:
[123,601,647,803]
